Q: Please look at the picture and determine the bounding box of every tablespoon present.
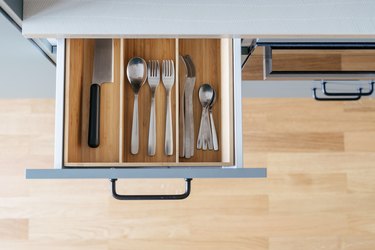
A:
[127,57,147,155]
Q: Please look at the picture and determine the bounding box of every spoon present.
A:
[127,57,147,155]
[197,84,214,150]
[209,89,218,151]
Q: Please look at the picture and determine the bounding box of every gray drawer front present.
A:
[26,167,266,179]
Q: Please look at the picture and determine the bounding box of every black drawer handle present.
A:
[312,88,362,101]
[321,81,374,96]
[110,178,192,200]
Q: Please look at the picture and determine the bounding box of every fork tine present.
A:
[156,60,160,78]
[166,60,168,77]
[155,60,158,77]
[155,60,158,78]
[152,60,155,77]
[170,60,174,77]
[149,61,152,77]
[164,60,168,77]
[155,60,157,77]
[170,60,172,76]
[162,60,165,78]
[147,61,151,77]
[167,60,170,76]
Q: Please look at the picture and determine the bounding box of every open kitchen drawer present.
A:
[64,38,234,167]
[26,37,267,197]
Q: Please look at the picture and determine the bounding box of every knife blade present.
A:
[179,56,188,157]
[183,55,196,158]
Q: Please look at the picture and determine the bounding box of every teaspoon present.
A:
[197,84,214,150]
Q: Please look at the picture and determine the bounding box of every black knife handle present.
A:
[88,83,100,148]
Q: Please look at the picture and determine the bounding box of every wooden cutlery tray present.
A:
[64,38,234,167]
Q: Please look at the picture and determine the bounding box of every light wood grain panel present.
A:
[0,219,28,240]
[242,48,375,80]
[269,194,375,214]
[122,39,176,163]
[245,132,345,152]
[109,237,268,250]
[0,240,107,250]
[345,131,375,152]
[266,152,375,174]
[64,39,121,163]
[272,49,375,72]
[242,46,265,80]
[342,236,375,250]
[272,49,342,72]
[348,213,375,235]
[269,237,340,250]
[2,98,375,249]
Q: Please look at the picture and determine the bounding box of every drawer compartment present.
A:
[179,39,234,165]
[122,39,177,164]
[64,38,234,167]
[64,39,121,164]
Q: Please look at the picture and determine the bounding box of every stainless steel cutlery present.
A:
[197,83,218,151]
[180,55,196,158]
[209,89,219,151]
[162,60,175,156]
[124,56,217,157]
[147,60,160,156]
[126,58,175,156]
[127,57,147,155]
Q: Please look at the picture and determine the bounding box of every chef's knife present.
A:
[88,39,114,148]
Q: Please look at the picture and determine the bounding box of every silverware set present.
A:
[87,41,219,155]
[197,83,218,151]
[126,57,175,156]
[125,54,217,157]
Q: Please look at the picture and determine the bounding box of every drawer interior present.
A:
[64,38,234,167]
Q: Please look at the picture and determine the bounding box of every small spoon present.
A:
[197,84,214,150]
[209,89,218,151]
[127,57,147,155]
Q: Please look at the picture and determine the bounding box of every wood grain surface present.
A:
[243,48,375,80]
[64,39,121,163]
[4,98,375,249]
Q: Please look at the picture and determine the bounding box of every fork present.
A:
[162,60,175,156]
[147,60,160,156]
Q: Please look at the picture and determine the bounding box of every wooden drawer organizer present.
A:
[64,38,234,167]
